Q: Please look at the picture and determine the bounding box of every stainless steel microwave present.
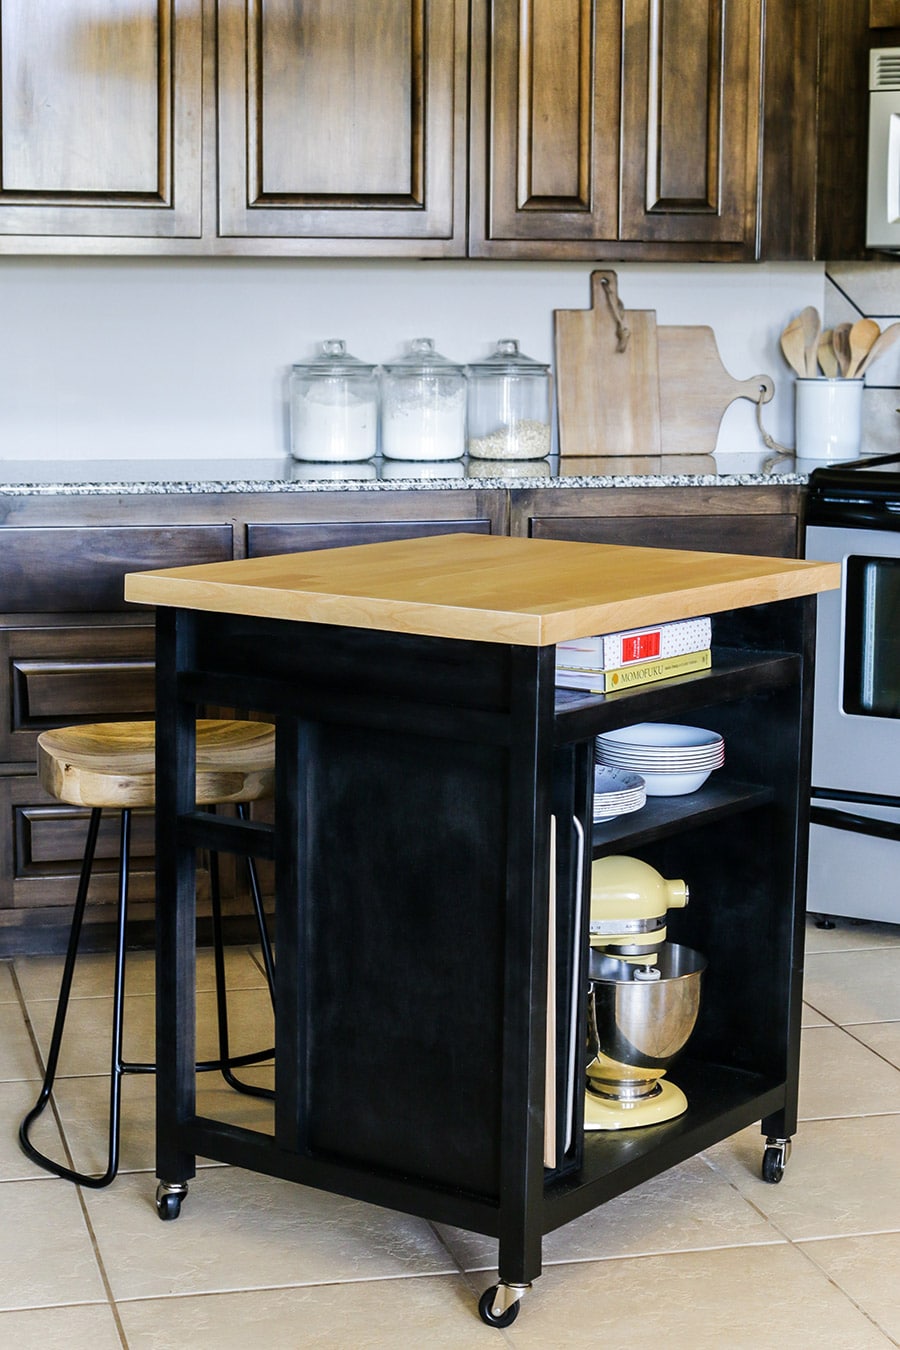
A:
[867,47,900,249]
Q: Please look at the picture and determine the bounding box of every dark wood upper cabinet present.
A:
[0,0,202,239]
[870,0,900,26]
[0,0,878,259]
[471,0,762,258]
[216,0,468,253]
[470,0,621,247]
[619,0,761,247]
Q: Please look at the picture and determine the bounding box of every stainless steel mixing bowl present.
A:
[586,943,706,1101]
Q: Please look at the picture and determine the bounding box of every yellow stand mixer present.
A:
[585,855,706,1130]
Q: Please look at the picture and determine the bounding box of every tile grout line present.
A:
[9,961,131,1349]
[700,1151,900,1345]
[790,1238,900,1347]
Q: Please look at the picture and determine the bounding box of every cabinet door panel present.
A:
[0,623,155,761]
[474,0,621,243]
[0,0,202,238]
[0,524,233,612]
[4,786,157,911]
[619,0,760,246]
[528,512,798,557]
[217,0,467,249]
[246,517,493,558]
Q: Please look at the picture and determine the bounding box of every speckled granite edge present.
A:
[0,469,809,496]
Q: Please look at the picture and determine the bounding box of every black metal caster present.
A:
[761,1137,791,1184]
[156,1181,188,1219]
[478,1285,522,1328]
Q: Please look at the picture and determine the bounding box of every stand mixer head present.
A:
[585,856,705,1130]
[589,854,688,965]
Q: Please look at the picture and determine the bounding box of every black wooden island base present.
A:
[124,533,839,1328]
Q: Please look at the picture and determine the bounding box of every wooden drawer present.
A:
[0,524,234,611]
[0,773,156,915]
[527,513,799,558]
[0,623,155,762]
[245,516,493,557]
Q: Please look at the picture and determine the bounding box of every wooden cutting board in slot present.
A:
[657,326,775,456]
[554,270,662,457]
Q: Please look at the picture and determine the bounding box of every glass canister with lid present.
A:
[380,337,467,461]
[289,339,379,463]
[466,338,552,460]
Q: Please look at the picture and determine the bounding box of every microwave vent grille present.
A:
[871,48,900,91]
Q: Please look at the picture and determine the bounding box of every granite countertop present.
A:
[0,451,811,496]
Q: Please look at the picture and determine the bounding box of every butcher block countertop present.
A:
[124,532,840,647]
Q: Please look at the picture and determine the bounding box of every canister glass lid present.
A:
[292,339,377,376]
[382,337,465,375]
[467,338,550,375]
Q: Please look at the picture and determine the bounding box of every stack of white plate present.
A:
[593,765,647,822]
[595,723,725,797]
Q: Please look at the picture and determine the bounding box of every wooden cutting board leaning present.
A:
[554,271,775,457]
[554,270,662,457]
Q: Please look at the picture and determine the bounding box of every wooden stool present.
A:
[19,718,276,1188]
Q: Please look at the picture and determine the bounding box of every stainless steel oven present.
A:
[805,453,900,923]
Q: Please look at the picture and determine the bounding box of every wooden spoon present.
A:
[799,305,822,377]
[855,320,900,376]
[831,322,852,376]
[779,318,807,377]
[817,330,839,378]
[846,318,881,377]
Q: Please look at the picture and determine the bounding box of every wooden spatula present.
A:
[846,319,880,378]
[780,318,807,377]
[855,321,900,376]
[817,330,839,378]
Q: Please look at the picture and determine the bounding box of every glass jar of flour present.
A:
[290,340,378,463]
[466,339,552,460]
[380,338,467,461]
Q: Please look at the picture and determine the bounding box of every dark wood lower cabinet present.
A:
[511,485,803,558]
[0,481,801,954]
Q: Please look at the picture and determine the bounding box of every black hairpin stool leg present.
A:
[19,807,131,1188]
[206,803,275,1101]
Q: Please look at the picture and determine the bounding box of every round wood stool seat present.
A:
[21,717,277,1189]
[37,718,275,809]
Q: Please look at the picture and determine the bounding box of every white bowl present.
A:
[597,722,723,752]
[640,767,714,796]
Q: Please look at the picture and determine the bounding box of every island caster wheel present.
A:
[478,1283,528,1328]
[478,1287,519,1328]
[761,1137,791,1184]
[156,1181,188,1220]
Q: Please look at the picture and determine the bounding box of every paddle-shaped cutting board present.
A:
[555,270,662,457]
[657,326,775,456]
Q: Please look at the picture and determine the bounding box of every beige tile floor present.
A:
[2,917,900,1348]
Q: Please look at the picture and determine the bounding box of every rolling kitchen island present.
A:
[124,533,838,1327]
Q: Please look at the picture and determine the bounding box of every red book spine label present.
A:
[621,631,661,662]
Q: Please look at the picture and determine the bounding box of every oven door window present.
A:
[843,555,900,716]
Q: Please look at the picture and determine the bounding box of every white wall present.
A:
[825,261,900,455]
[0,257,824,461]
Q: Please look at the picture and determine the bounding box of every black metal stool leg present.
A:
[20,796,277,1186]
[19,806,130,1188]
[237,802,276,1005]
[206,806,275,1100]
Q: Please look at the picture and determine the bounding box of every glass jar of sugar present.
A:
[290,340,379,462]
[380,338,467,461]
[466,339,552,460]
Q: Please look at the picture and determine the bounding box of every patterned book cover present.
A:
[556,616,712,672]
